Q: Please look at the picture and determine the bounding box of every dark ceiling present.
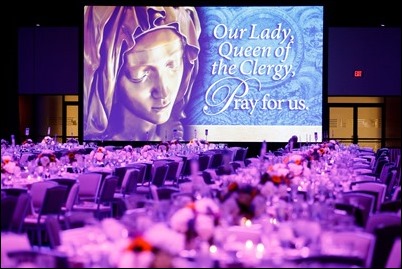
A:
[10,1,401,28]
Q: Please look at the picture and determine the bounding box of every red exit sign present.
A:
[354,70,363,77]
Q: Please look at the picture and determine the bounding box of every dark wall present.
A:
[18,27,79,95]
[328,27,401,96]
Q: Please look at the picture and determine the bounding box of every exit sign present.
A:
[354,70,363,77]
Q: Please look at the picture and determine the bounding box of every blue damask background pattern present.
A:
[183,6,323,127]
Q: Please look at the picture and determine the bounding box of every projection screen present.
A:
[83,6,323,142]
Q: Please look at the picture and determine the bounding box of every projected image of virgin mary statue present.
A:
[84,6,201,141]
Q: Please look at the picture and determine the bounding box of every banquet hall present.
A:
[1,1,401,268]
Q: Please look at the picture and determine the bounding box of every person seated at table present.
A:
[285,135,298,152]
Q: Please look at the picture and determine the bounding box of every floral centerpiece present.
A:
[139,145,157,161]
[260,153,310,186]
[35,149,58,176]
[168,139,182,153]
[1,155,19,175]
[111,223,185,268]
[258,153,313,206]
[219,181,266,224]
[89,146,109,166]
[304,141,338,162]
[36,149,58,167]
[65,149,79,164]
[187,138,201,148]
[157,141,170,153]
[116,145,136,162]
[123,145,133,153]
[41,136,55,147]
[169,197,220,248]
[1,154,21,186]
[21,138,34,149]
[187,138,209,151]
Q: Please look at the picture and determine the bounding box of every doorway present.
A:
[329,97,383,151]
[62,96,79,141]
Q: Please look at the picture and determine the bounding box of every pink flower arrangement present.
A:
[1,155,18,174]
[112,223,184,268]
[260,153,310,187]
[219,181,265,222]
[41,136,54,146]
[89,146,109,165]
[37,150,58,167]
[169,197,220,245]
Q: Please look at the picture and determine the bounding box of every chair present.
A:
[171,155,187,178]
[150,163,169,187]
[24,185,68,248]
[232,147,248,167]
[136,164,169,198]
[290,255,367,268]
[59,182,79,229]
[385,237,401,268]
[49,177,77,206]
[377,162,396,182]
[380,200,401,213]
[113,166,133,189]
[175,159,185,182]
[73,175,118,219]
[76,172,103,202]
[208,152,224,169]
[370,224,401,268]
[164,160,180,186]
[341,191,375,227]
[45,216,62,250]
[126,162,149,185]
[198,154,211,172]
[6,250,69,268]
[392,186,401,201]
[216,163,235,176]
[365,214,400,268]
[385,168,399,198]
[126,163,148,182]
[334,202,366,227]
[350,181,387,212]
[365,212,401,234]
[9,193,32,234]
[319,230,376,268]
[29,181,59,214]
[1,187,28,197]
[153,186,180,200]
[372,157,390,178]
[114,168,141,198]
[1,196,18,231]
[202,170,216,185]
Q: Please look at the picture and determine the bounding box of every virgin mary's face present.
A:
[117,28,184,125]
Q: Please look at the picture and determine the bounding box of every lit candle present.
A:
[255,243,265,259]
[209,244,218,258]
[245,239,254,249]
